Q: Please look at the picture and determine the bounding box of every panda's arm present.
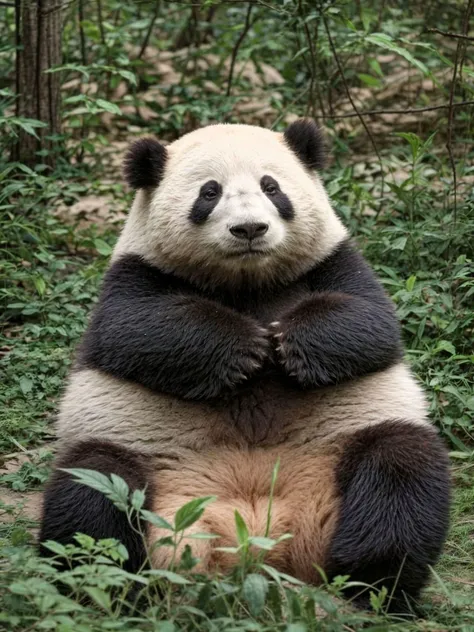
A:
[271,239,402,387]
[78,255,269,400]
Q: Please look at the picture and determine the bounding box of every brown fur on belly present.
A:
[147,445,340,583]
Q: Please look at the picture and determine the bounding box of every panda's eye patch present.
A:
[201,180,221,199]
[190,180,223,224]
[260,175,294,220]
[261,176,280,196]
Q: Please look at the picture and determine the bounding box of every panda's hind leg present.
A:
[326,420,451,612]
[39,440,153,573]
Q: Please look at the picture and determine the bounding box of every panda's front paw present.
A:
[269,319,322,387]
[274,333,311,387]
[222,327,270,388]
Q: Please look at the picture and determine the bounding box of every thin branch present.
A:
[226,2,255,98]
[311,100,474,119]
[271,85,310,130]
[446,0,473,224]
[137,0,161,60]
[97,0,106,47]
[426,27,474,41]
[78,0,86,66]
[322,10,385,199]
[299,0,319,117]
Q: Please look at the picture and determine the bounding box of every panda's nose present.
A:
[229,222,269,240]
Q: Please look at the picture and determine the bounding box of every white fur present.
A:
[57,361,430,456]
[114,124,347,288]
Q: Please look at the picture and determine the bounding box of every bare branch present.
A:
[78,0,86,66]
[312,100,474,120]
[446,0,473,224]
[322,10,385,199]
[226,3,256,97]
[426,27,474,41]
[137,0,161,60]
[97,0,105,46]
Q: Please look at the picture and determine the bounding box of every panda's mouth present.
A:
[225,247,270,259]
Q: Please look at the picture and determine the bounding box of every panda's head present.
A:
[116,120,347,288]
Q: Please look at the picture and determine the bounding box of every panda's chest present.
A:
[217,283,308,326]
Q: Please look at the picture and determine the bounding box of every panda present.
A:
[40,119,451,611]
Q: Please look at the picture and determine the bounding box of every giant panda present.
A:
[40,120,451,611]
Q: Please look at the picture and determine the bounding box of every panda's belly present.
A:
[57,362,428,457]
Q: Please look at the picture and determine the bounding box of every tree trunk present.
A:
[13,0,62,167]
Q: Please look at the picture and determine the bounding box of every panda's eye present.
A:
[261,175,280,197]
[204,189,218,201]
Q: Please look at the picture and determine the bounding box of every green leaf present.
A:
[368,58,384,77]
[242,573,269,616]
[131,489,146,511]
[358,73,382,88]
[262,564,305,586]
[286,624,307,632]
[433,340,456,355]
[84,586,111,611]
[63,469,129,511]
[396,132,422,160]
[365,33,429,75]
[110,473,129,502]
[146,569,191,584]
[141,510,173,530]
[391,236,407,251]
[19,376,33,395]
[247,536,277,550]
[174,496,216,532]
[95,99,122,115]
[34,276,46,296]
[94,238,112,256]
[42,540,67,556]
[406,275,417,291]
[117,69,137,86]
[234,510,249,546]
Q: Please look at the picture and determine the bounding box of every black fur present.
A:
[260,175,294,220]
[39,440,153,573]
[273,242,403,388]
[123,138,167,189]
[284,119,326,170]
[78,257,270,400]
[190,180,223,224]
[78,239,401,398]
[327,421,451,612]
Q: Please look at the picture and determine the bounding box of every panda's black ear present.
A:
[283,119,326,170]
[123,138,167,189]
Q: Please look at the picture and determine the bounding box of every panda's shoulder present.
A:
[302,238,383,295]
[104,254,186,293]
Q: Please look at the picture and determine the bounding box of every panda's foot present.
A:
[39,440,153,573]
[326,420,451,613]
